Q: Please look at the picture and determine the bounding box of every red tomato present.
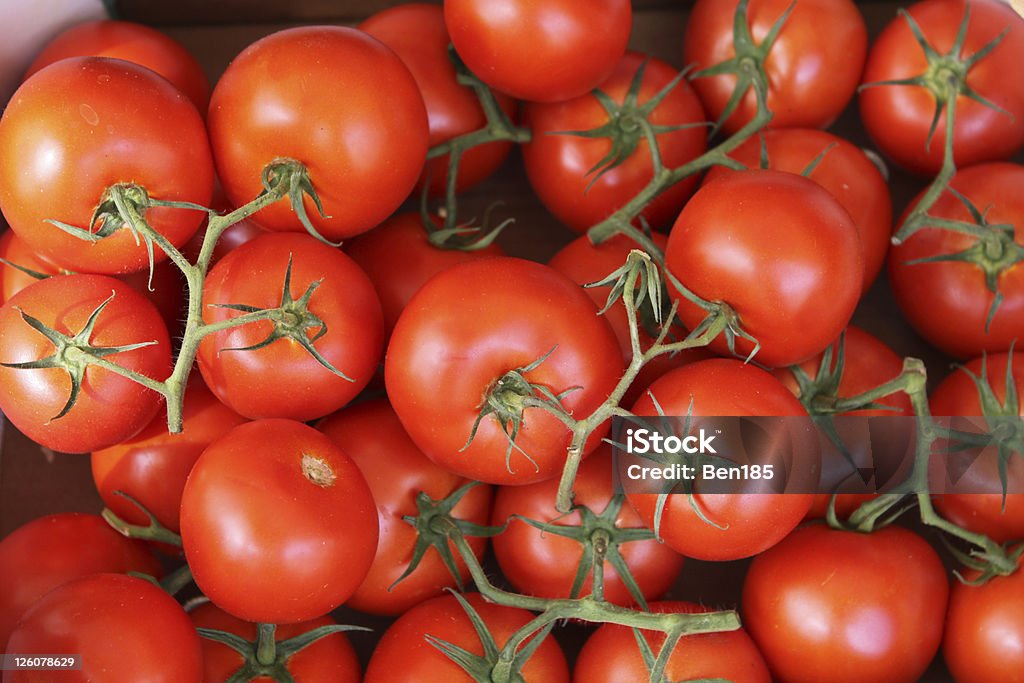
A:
[91,379,248,536]
[179,419,378,624]
[198,232,383,421]
[703,128,892,292]
[0,57,213,274]
[665,170,863,367]
[4,573,201,682]
[573,601,771,683]
[363,592,569,682]
[491,445,683,606]
[359,4,516,195]
[208,26,428,241]
[943,552,1024,683]
[345,212,503,340]
[930,351,1024,543]
[547,233,709,405]
[860,0,1024,175]
[627,359,814,560]
[522,52,707,234]
[0,513,160,652]
[385,257,623,486]
[182,183,268,267]
[684,0,867,133]
[189,602,361,683]
[743,524,948,683]
[444,0,631,103]
[318,398,493,616]
[0,274,170,453]
[889,162,1024,359]
[25,20,210,111]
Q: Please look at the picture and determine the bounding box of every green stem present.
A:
[255,624,278,667]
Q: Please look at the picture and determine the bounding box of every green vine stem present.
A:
[101,491,182,547]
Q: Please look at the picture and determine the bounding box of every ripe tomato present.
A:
[0,513,160,652]
[860,0,1024,175]
[703,128,892,292]
[522,52,706,234]
[359,4,516,195]
[491,445,683,606]
[665,170,862,367]
[930,351,1024,543]
[24,20,210,111]
[345,212,503,340]
[317,398,493,616]
[208,26,428,241]
[189,602,361,683]
[0,274,170,453]
[626,359,815,561]
[363,592,569,683]
[943,552,1024,683]
[0,57,213,274]
[889,162,1024,359]
[683,0,867,133]
[4,573,201,682]
[91,379,248,536]
[385,257,623,486]
[179,419,378,624]
[198,232,383,422]
[742,524,948,683]
[444,0,631,103]
[573,601,771,683]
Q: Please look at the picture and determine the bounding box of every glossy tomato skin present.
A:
[684,0,867,133]
[930,351,1024,543]
[189,602,361,683]
[889,163,1024,359]
[0,57,213,274]
[25,20,210,110]
[386,257,623,486]
[345,212,503,340]
[317,398,493,616]
[0,513,160,652]
[574,601,771,683]
[860,0,1024,175]
[444,0,631,103]
[0,274,170,453]
[492,446,683,606]
[703,128,892,293]
[4,573,201,683]
[666,170,862,367]
[364,593,569,683]
[198,232,384,421]
[91,379,247,536]
[943,554,1024,683]
[180,420,378,624]
[742,524,948,683]
[208,26,428,240]
[523,52,706,234]
[359,4,516,195]
[627,359,815,561]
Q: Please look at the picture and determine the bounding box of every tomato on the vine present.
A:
[444,0,631,103]
[742,524,948,683]
[179,419,378,624]
[666,170,863,367]
[684,0,867,133]
[522,52,707,234]
[317,398,493,616]
[208,26,428,241]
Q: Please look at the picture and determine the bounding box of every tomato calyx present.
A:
[419,202,512,252]
[942,536,1024,585]
[0,293,166,420]
[209,253,354,381]
[260,158,340,247]
[396,483,504,592]
[463,348,580,474]
[507,495,661,609]
[197,620,370,683]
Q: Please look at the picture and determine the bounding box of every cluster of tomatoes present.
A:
[1,0,1024,682]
